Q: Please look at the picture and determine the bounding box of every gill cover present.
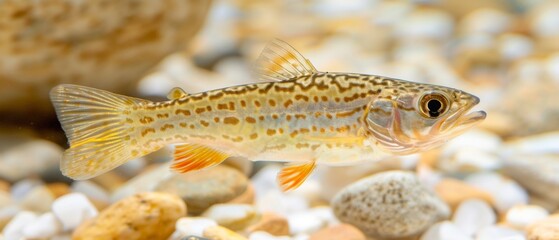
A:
[363,90,486,155]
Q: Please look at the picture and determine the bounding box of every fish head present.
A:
[363,83,486,155]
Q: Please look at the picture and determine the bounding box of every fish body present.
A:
[51,40,486,191]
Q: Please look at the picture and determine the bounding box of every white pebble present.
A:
[461,8,512,35]
[171,217,217,239]
[465,172,528,213]
[529,2,559,37]
[0,205,22,225]
[502,132,559,155]
[52,193,98,231]
[439,148,502,173]
[498,34,533,61]
[22,212,62,239]
[420,221,473,240]
[546,53,559,83]
[2,211,38,240]
[249,231,291,240]
[202,204,257,224]
[442,130,502,157]
[256,190,309,216]
[506,205,549,229]
[395,9,454,40]
[252,165,283,196]
[11,179,43,200]
[309,206,339,226]
[452,199,496,236]
[293,234,310,240]
[287,210,325,235]
[476,225,525,240]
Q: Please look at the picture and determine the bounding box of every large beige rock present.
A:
[0,0,211,119]
[73,192,186,240]
[332,171,450,239]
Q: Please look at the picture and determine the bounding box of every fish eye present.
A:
[419,93,449,119]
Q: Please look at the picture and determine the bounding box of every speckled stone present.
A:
[0,0,211,119]
[72,192,186,240]
[527,215,559,240]
[155,165,248,215]
[332,171,450,239]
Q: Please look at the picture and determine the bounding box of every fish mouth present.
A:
[441,99,486,133]
[459,110,487,126]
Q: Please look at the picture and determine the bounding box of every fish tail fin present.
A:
[50,84,151,180]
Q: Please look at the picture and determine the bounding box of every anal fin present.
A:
[277,161,316,192]
[171,144,229,173]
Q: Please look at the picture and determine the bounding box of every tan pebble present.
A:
[203,225,248,240]
[46,183,71,198]
[155,165,248,215]
[310,224,366,240]
[228,183,254,205]
[246,212,289,236]
[417,149,441,169]
[88,197,109,211]
[73,192,186,240]
[0,180,10,192]
[202,204,260,231]
[20,186,55,212]
[527,215,559,240]
[223,157,253,176]
[435,178,494,210]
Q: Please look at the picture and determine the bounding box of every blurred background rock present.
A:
[1,0,559,239]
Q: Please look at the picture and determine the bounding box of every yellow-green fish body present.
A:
[51,40,486,191]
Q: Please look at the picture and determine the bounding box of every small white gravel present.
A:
[52,193,98,231]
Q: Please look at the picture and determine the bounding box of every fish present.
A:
[50,39,486,191]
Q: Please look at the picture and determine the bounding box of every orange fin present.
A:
[171,144,229,173]
[277,161,316,192]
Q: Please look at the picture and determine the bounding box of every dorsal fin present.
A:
[167,87,188,100]
[255,39,318,82]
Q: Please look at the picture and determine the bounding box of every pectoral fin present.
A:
[171,144,229,173]
[277,161,316,191]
